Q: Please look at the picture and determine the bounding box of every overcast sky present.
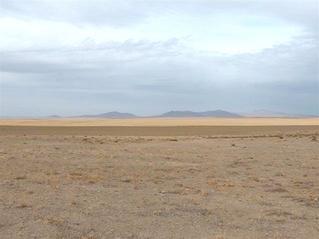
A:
[0,0,318,117]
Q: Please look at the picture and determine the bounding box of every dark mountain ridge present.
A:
[70,110,241,118]
[77,111,137,118]
[158,110,242,118]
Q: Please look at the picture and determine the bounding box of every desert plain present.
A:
[0,117,319,239]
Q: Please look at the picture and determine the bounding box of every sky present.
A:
[0,0,318,117]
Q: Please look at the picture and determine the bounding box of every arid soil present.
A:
[0,123,319,238]
[1,117,319,126]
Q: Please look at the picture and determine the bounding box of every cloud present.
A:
[0,0,153,27]
[0,0,318,116]
[1,0,316,53]
[1,35,318,116]
[1,0,317,32]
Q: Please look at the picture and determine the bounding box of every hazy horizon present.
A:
[0,0,318,117]
[1,109,319,119]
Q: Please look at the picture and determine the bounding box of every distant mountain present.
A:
[74,110,241,118]
[158,110,242,118]
[47,115,61,118]
[77,111,137,118]
[43,109,319,119]
[242,109,318,118]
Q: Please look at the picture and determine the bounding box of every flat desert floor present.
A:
[0,118,319,239]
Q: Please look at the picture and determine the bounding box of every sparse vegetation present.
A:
[0,123,318,238]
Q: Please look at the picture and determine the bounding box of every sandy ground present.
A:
[0,121,319,238]
[1,117,319,126]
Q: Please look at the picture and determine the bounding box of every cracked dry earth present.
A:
[0,128,319,238]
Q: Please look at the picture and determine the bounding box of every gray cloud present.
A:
[0,0,318,117]
[1,36,318,116]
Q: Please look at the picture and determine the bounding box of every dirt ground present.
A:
[1,117,319,126]
[0,123,319,238]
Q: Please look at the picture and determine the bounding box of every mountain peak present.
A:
[159,110,241,118]
[77,111,137,118]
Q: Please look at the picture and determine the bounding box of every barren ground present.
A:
[0,119,318,238]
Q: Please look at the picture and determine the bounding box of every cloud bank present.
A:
[0,0,318,116]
